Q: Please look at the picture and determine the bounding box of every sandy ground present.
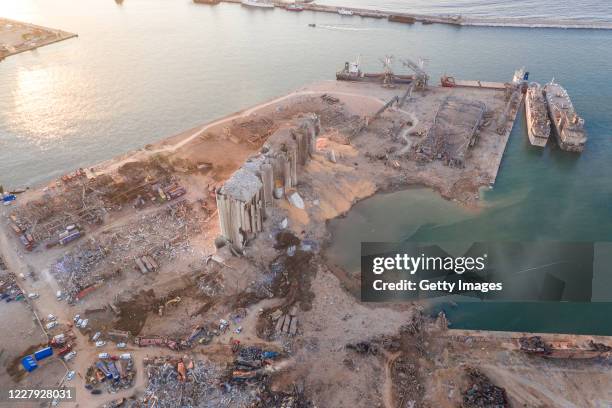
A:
[0,18,76,61]
[1,80,610,407]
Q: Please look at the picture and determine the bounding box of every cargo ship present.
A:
[241,0,274,8]
[544,81,587,152]
[336,57,413,84]
[524,83,551,147]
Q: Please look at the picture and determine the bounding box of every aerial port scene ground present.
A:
[1,0,611,407]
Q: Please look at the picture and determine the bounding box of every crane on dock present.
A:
[401,57,429,91]
[379,55,396,88]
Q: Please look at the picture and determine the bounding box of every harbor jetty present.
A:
[194,0,612,30]
[0,18,77,62]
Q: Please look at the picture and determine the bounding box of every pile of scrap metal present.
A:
[141,357,256,407]
[135,336,189,351]
[85,354,136,394]
[134,254,158,274]
[230,345,281,383]
[518,336,552,355]
[0,271,24,303]
[462,367,509,408]
[8,214,37,251]
[216,114,320,249]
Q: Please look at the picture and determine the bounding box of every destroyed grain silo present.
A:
[216,114,320,248]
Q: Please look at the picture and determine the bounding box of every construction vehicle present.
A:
[165,296,181,307]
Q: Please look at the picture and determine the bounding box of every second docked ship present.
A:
[544,81,587,152]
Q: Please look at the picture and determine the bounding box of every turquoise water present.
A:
[1,0,612,332]
[326,189,612,334]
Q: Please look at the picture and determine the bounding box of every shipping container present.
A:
[34,346,53,361]
[59,230,81,245]
[21,356,38,372]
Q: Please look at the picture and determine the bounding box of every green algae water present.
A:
[326,187,612,335]
[1,0,611,333]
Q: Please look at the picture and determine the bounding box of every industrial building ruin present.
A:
[412,96,487,168]
[216,114,320,248]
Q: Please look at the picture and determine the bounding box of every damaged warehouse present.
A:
[216,114,320,248]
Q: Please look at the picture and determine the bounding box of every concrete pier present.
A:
[210,0,612,30]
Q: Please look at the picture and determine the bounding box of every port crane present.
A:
[401,57,429,91]
[379,55,396,88]
[397,57,429,107]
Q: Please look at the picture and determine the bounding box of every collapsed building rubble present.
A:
[50,200,199,302]
[216,115,320,249]
[412,96,486,168]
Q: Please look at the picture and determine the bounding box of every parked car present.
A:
[116,342,127,349]
[56,290,63,300]
[47,314,57,321]
[63,351,77,361]
[95,340,106,348]
[27,293,39,299]
[92,332,101,341]
[45,321,58,330]
[66,370,76,381]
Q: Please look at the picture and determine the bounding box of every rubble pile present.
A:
[588,340,612,352]
[11,174,107,242]
[197,269,225,297]
[0,270,24,302]
[391,356,424,407]
[251,385,314,408]
[462,367,509,408]
[51,241,106,301]
[85,354,136,394]
[518,336,552,355]
[50,201,200,301]
[140,358,255,407]
[102,201,200,264]
[345,341,379,356]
